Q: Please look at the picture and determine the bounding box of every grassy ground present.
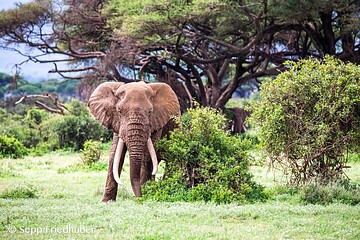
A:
[0,150,359,239]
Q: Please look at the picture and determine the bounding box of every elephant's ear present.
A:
[149,83,180,132]
[88,82,124,132]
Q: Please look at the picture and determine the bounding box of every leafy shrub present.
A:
[249,56,360,184]
[300,182,360,205]
[347,152,360,163]
[54,115,107,150]
[37,114,63,151]
[0,100,111,154]
[143,105,267,204]
[0,184,38,199]
[0,135,28,158]
[53,99,112,150]
[0,108,51,149]
[66,98,91,117]
[0,111,40,148]
[269,185,299,201]
[81,140,101,166]
[29,142,53,156]
[237,130,260,150]
[25,108,49,126]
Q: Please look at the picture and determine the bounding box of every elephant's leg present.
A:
[102,133,127,202]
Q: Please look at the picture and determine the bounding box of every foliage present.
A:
[25,108,49,126]
[0,108,52,151]
[269,0,360,32]
[53,99,112,150]
[0,72,13,98]
[9,79,79,97]
[268,181,360,205]
[0,0,50,32]
[66,98,90,116]
[80,140,101,166]
[143,105,267,203]
[0,135,28,158]
[249,56,360,184]
[300,182,360,205]
[348,152,360,163]
[0,149,359,239]
[0,99,110,157]
[1,0,360,110]
[58,141,109,173]
[0,72,79,102]
[0,184,37,199]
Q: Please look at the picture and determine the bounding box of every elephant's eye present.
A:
[116,90,125,99]
[117,106,125,114]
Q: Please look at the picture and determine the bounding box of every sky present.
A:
[0,0,61,81]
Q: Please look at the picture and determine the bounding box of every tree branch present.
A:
[15,94,67,114]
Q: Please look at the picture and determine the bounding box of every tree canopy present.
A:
[0,0,359,109]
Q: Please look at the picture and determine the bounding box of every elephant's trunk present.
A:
[112,116,158,197]
[127,143,144,197]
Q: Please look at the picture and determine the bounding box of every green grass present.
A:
[0,150,359,239]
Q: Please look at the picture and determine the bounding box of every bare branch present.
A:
[15,94,67,114]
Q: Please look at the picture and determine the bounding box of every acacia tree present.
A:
[0,0,359,109]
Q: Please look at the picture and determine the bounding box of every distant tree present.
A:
[0,72,80,114]
[14,84,42,95]
[0,73,13,87]
[56,80,79,96]
[0,0,359,109]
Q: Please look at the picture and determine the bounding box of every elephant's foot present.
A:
[102,184,118,202]
[102,191,117,202]
[101,196,116,202]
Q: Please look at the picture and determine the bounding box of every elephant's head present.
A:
[88,81,180,197]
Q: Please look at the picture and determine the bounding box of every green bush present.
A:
[0,111,40,149]
[0,108,51,149]
[53,99,112,150]
[29,142,53,156]
[300,182,360,205]
[0,135,28,158]
[25,108,49,126]
[347,152,360,163]
[143,105,267,204]
[249,56,360,184]
[37,114,62,151]
[54,115,108,150]
[0,184,38,199]
[0,100,111,154]
[81,140,101,166]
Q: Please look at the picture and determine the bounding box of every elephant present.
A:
[88,81,180,201]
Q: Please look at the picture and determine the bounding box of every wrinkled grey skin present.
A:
[88,81,180,201]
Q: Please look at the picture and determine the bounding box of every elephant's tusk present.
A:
[113,138,125,185]
[147,138,158,176]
